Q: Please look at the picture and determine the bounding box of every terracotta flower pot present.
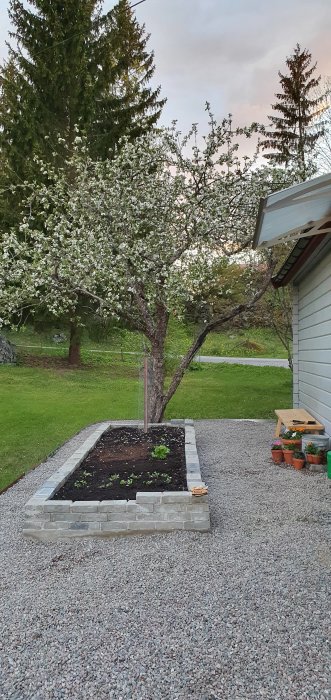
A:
[306,453,321,464]
[282,439,301,447]
[292,457,305,470]
[271,449,283,463]
[283,449,294,465]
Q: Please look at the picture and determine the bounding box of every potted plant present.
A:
[305,442,322,465]
[292,450,305,470]
[281,429,304,447]
[283,442,297,465]
[271,441,283,463]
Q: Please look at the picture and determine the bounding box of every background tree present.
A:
[261,44,324,178]
[311,77,331,174]
[0,118,281,421]
[0,0,165,362]
[93,0,166,158]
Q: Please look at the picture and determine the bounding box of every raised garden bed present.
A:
[23,420,210,541]
[54,425,187,501]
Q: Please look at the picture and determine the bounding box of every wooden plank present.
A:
[299,249,331,298]
[274,408,324,432]
[298,304,331,331]
[299,361,331,380]
[299,294,331,322]
[299,399,331,438]
[298,334,331,351]
[299,381,331,411]
[299,372,331,394]
[298,391,331,424]
[299,277,331,313]
[299,349,331,364]
[299,318,331,340]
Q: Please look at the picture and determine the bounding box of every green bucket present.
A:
[327,451,331,479]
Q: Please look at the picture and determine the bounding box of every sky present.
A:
[1,0,331,137]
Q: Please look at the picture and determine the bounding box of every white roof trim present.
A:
[254,172,331,249]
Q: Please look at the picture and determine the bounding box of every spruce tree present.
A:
[1,0,102,177]
[261,44,324,177]
[0,0,165,362]
[93,0,166,158]
[0,0,165,172]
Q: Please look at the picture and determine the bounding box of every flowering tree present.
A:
[0,117,291,421]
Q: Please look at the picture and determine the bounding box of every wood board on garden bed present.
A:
[53,425,187,501]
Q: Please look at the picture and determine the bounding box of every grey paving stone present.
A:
[43,501,72,513]
[127,521,157,530]
[156,521,185,530]
[50,512,82,522]
[98,501,128,512]
[101,522,128,532]
[71,501,101,512]
[136,492,163,504]
[161,493,192,504]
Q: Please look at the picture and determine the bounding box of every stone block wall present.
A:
[23,420,210,541]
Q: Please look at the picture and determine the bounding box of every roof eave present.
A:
[271,233,327,288]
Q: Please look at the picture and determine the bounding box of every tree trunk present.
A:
[148,348,166,423]
[68,321,82,365]
[146,303,168,423]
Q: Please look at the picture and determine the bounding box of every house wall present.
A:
[295,248,331,436]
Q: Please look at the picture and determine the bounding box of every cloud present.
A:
[1,0,330,137]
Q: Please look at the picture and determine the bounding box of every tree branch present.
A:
[162,264,275,411]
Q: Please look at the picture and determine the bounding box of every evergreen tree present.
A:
[261,44,324,177]
[0,0,165,363]
[1,0,102,175]
[0,0,165,174]
[93,0,166,158]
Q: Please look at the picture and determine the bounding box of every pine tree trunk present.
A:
[68,321,82,365]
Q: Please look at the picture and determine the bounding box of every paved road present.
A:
[16,344,289,368]
[194,355,289,367]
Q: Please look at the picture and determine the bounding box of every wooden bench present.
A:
[274,409,324,437]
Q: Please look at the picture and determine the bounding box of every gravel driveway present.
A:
[0,420,330,700]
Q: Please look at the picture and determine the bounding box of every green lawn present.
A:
[0,356,292,491]
[6,320,289,359]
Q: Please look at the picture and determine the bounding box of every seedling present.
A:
[74,470,92,488]
[151,445,170,459]
[99,474,120,489]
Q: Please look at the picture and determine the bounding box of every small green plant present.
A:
[151,444,170,459]
[119,477,135,487]
[74,478,87,488]
[74,470,92,488]
[293,450,305,459]
[305,442,319,455]
[283,442,297,451]
[271,442,283,451]
[143,471,172,486]
[99,474,120,489]
[282,430,305,440]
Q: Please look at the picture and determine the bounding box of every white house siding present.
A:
[293,248,331,436]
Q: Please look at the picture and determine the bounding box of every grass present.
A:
[0,350,292,491]
[6,320,289,359]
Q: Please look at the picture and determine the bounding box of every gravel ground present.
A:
[0,419,330,700]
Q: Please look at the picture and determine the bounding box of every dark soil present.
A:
[53,426,187,501]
